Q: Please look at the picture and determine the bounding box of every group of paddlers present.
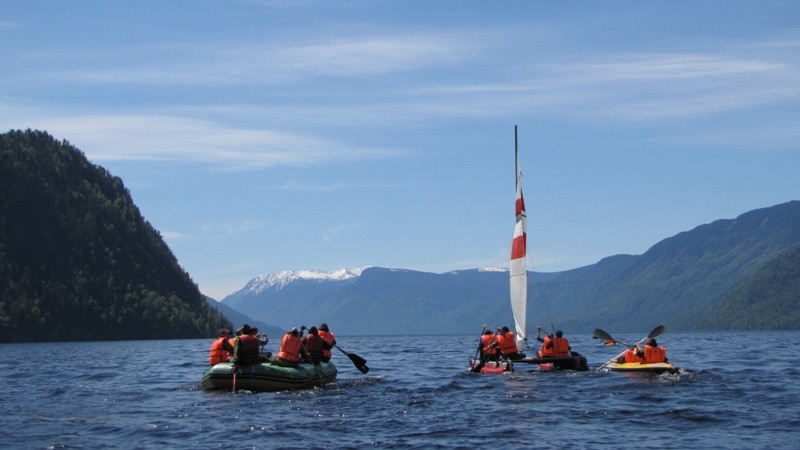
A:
[611,337,668,364]
[209,323,336,368]
[475,324,668,366]
[476,325,576,362]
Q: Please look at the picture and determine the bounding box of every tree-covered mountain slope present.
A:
[0,129,230,342]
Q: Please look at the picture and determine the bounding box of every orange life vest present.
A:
[623,349,644,363]
[278,333,303,362]
[228,337,236,348]
[644,345,666,364]
[496,332,517,355]
[552,337,570,358]
[209,337,230,365]
[539,336,555,357]
[319,330,335,359]
[481,334,498,356]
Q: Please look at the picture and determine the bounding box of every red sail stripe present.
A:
[511,233,526,260]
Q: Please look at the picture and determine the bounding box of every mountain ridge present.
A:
[222,200,800,334]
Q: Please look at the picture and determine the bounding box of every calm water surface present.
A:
[1,331,798,449]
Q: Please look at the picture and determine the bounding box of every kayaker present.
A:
[612,338,668,364]
[232,324,261,365]
[495,326,524,360]
[478,329,499,362]
[208,328,234,365]
[535,326,555,358]
[643,338,668,363]
[318,323,336,362]
[552,330,572,358]
[613,344,645,364]
[271,327,309,368]
[303,326,332,364]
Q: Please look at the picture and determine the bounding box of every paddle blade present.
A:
[648,325,666,339]
[347,353,369,374]
[593,328,615,342]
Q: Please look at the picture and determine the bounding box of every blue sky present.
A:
[3,1,799,299]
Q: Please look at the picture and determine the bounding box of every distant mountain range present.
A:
[221,201,800,334]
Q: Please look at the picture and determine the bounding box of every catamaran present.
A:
[470,126,588,373]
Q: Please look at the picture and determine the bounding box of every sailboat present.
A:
[469,126,588,373]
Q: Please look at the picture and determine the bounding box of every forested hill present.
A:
[0,129,230,343]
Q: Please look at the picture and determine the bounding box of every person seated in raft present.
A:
[612,338,668,364]
[302,326,332,364]
[270,327,310,368]
[231,324,262,366]
[478,329,499,362]
[209,328,234,365]
[535,326,555,358]
[318,323,336,362]
[495,326,524,360]
[642,338,668,363]
[551,330,572,358]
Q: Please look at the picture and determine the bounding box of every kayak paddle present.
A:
[334,344,369,374]
[598,325,666,370]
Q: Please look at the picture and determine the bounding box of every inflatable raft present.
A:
[606,361,678,374]
[201,361,337,392]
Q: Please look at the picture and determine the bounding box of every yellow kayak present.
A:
[606,362,678,374]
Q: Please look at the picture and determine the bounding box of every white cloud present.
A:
[14,114,404,168]
[200,220,265,239]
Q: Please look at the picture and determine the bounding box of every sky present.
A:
[2,1,799,300]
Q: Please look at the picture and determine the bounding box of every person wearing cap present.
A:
[551,330,571,358]
[318,323,336,362]
[302,326,332,364]
[478,329,499,362]
[208,328,234,365]
[232,324,261,365]
[535,326,555,358]
[270,327,309,368]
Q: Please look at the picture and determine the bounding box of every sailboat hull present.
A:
[515,354,589,371]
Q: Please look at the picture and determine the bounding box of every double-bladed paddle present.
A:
[335,344,369,374]
[597,325,665,370]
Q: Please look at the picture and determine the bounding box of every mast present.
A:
[510,125,528,351]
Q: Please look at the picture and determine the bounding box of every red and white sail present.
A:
[510,128,527,351]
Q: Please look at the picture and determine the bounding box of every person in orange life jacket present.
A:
[232,324,262,365]
[209,328,234,365]
[536,326,555,358]
[613,338,667,364]
[613,344,645,364]
[318,323,336,362]
[478,329,499,362]
[551,330,571,358]
[303,326,332,364]
[642,338,667,363]
[494,326,524,360]
[270,327,310,368]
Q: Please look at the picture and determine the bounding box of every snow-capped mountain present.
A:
[238,268,365,294]
[220,268,367,330]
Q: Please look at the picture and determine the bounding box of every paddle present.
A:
[593,328,627,346]
[334,344,369,374]
[598,325,665,370]
[231,365,237,393]
[471,325,488,373]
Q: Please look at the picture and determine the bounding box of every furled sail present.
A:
[510,126,527,352]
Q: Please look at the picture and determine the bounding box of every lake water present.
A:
[1,331,798,449]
